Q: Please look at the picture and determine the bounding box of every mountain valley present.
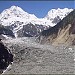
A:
[0,6,75,74]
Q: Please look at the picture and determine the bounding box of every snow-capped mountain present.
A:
[45,8,73,20]
[0,6,50,27]
[0,6,73,38]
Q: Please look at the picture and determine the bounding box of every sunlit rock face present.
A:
[38,10,75,46]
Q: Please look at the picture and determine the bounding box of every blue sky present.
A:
[0,1,74,18]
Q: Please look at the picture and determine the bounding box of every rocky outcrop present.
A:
[38,10,75,46]
[0,40,13,74]
[17,23,49,37]
[0,24,15,39]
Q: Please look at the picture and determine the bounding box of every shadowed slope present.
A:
[0,40,13,74]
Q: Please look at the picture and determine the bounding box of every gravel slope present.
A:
[2,37,75,74]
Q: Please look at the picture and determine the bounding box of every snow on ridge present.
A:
[45,8,73,20]
[0,6,73,27]
[0,5,37,22]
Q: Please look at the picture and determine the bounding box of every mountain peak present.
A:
[10,5,18,9]
[45,8,73,20]
[9,5,25,13]
[9,5,19,11]
[0,5,37,23]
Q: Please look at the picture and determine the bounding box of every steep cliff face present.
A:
[0,40,13,74]
[17,23,48,37]
[0,24,15,39]
[38,10,75,46]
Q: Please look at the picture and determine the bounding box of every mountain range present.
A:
[0,6,75,74]
[0,6,73,38]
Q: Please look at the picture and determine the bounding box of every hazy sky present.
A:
[0,1,74,18]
